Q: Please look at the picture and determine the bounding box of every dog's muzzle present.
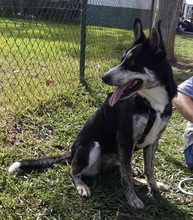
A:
[102,73,112,85]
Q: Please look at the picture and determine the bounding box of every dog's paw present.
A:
[127,194,145,209]
[76,184,91,197]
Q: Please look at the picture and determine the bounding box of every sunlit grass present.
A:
[175,34,193,58]
[0,18,133,120]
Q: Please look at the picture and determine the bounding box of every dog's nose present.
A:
[102,73,111,84]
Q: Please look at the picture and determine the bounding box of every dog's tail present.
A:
[8,153,72,173]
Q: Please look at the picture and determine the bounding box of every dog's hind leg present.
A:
[70,141,101,197]
[143,143,169,191]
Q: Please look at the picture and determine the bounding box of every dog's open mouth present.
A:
[109,79,143,107]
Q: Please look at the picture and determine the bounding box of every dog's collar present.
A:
[134,94,156,114]
[134,94,172,114]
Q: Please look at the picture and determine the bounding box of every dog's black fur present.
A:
[9,18,177,209]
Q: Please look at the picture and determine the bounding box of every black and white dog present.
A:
[9,19,177,209]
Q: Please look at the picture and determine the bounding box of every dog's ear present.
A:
[133,18,146,44]
[149,20,166,58]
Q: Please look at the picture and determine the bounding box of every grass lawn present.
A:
[0,18,193,219]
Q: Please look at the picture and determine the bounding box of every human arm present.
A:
[173,92,193,123]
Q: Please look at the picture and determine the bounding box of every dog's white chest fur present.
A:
[135,113,167,148]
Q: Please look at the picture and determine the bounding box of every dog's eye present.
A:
[126,53,131,59]
[126,53,135,64]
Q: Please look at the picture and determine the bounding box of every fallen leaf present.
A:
[37,97,44,102]
[46,79,54,86]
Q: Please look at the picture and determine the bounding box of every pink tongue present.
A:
[109,82,132,107]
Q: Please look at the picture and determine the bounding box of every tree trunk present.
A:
[152,0,181,63]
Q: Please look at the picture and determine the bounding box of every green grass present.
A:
[0,18,130,119]
[1,18,193,219]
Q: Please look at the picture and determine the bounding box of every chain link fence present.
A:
[0,0,153,119]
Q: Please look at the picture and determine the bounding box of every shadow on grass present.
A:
[80,78,107,105]
[166,154,193,175]
[89,170,189,220]
[38,167,190,220]
[173,57,193,85]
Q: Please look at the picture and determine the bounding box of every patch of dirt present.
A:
[4,117,53,147]
[173,57,193,71]
[172,57,193,84]
[4,117,37,146]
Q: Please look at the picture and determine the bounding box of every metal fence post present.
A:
[80,0,87,82]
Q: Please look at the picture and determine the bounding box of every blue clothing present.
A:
[178,76,193,97]
[178,77,193,168]
[184,144,193,169]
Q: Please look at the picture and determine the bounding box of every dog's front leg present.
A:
[143,143,159,191]
[143,142,169,191]
[118,139,145,209]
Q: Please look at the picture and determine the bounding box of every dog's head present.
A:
[102,18,170,107]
